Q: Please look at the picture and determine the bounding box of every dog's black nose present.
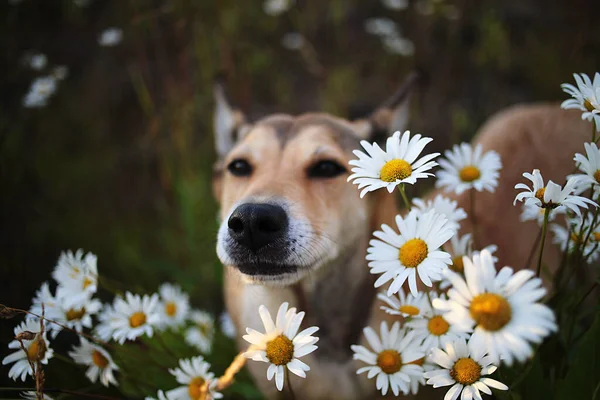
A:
[228,203,289,252]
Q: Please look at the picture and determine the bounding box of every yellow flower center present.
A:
[571,233,580,243]
[66,307,86,321]
[450,358,481,385]
[535,188,545,202]
[265,334,294,366]
[427,315,450,336]
[187,376,206,400]
[376,349,402,374]
[399,305,420,316]
[594,232,600,242]
[469,293,512,331]
[450,255,465,273]
[91,350,109,368]
[83,277,93,289]
[399,238,428,268]
[459,165,481,182]
[408,357,425,366]
[165,302,177,317]
[584,98,596,112]
[129,311,147,328]
[380,159,412,182]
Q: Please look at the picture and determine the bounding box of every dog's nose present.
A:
[227,203,289,252]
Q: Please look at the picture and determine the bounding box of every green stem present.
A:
[399,184,412,211]
[593,119,597,143]
[536,208,551,277]
[285,368,297,400]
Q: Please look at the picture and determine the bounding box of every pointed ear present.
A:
[213,82,246,159]
[351,71,420,140]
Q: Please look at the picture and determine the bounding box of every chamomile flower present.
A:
[219,312,236,339]
[29,53,47,70]
[243,302,319,391]
[436,143,502,194]
[551,217,600,261]
[2,319,54,381]
[520,202,564,226]
[158,283,190,329]
[23,76,57,108]
[21,392,54,400]
[98,28,123,46]
[571,142,600,195]
[406,292,470,352]
[351,322,424,396]
[185,310,215,354]
[513,169,597,219]
[263,0,294,16]
[68,338,118,387]
[28,282,60,321]
[95,292,160,344]
[413,194,467,231]
[52,249,98,308]
[47,296,102,338]
[377,289,427,318]
[367,210,454,297]
[561,73,600,130]
[382,0,409,11]
[348,130,440,198]
[167,356,223,400]
[424,338,507,400]
[433,250,557,366]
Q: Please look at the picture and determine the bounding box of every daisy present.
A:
[98,27,123,46]
[242,302,319,391]
[382,0,409,11]
[520,202,564,226]
[348,130,440,198]
[413,194,467,231]
[23,76,57,108]
[158,283,190,329]
[29,53,47,70]
[52,249,98,308]
[36,294,102,338]
[263,0,294,16]
[571,142,600,195]
[377,289,427,318]
[95,292,160,344]
[185,310,215,354]
[433,250,557,365]
[28,282,60,321]
[21,392,54,400]
[145,390,172,400]
[406,292,470,353]
[68,338,118,387]
[166,356,222,400]
[424,338,508,400]
[551,217,600,261]
[351,321,424,396]
[513,169,597,219]
[367,209,454,297]
[440,234,497,290]
[436,143,502,194]
[220,312,237,339]
[2,319,54,381]
[561,73,600,130]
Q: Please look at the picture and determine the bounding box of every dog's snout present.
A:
[228,203,288,251]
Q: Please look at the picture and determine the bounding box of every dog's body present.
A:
[212,78,590,399]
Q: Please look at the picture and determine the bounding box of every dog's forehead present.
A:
[241,113,361,153]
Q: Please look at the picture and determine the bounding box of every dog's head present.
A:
[212,75,418,285]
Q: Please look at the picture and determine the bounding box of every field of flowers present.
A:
[1,1,600,399]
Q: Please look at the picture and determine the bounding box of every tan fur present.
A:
[214,101,590,399]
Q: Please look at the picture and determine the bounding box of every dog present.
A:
[211,75,590,399]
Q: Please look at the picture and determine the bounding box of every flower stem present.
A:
[593,119,597,143]
[536,208,551,277]
[285,368,297,400]
[399,184,412,211]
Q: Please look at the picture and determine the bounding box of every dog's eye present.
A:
[227,159,253,177]
[308,160,347,178]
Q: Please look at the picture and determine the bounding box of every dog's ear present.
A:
[352,71,420,141]
[213,82,247,159]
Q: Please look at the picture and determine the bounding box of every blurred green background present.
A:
[1,0,599,398]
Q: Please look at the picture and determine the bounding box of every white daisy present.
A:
[23,76,57,108]
[52,249,98,308]
[367,209,454,296]
[262,0,294,16]
[29,53,47,70]
[145,390,172,400]
[21,392,54,400]
[68,338,118,387]
[520,201,565,226]
[436,143,502,194]
[242,302,319,391]
[219,312,236,339]
[382,0,409,11]
[561,72,600,130]
[364,17,398,36]
[166,356,223,400]
[424,338,508,400]
[37,294,102,338]
[98,27,123,46]
[513,169,597,219]
[2,319,54,381]
[95,292,160,344]
[377,289,427,318]
[351,321,424,396]
[185,310,215,354]
[433,250,557,366]
[551,216,600,261]
[440,234,497,290]
[406,292,470,353]
[413,194,467,231]
[348,130,440,198]
[571,142,600,195]
[158,283,190,329]
[28,282,59,320]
